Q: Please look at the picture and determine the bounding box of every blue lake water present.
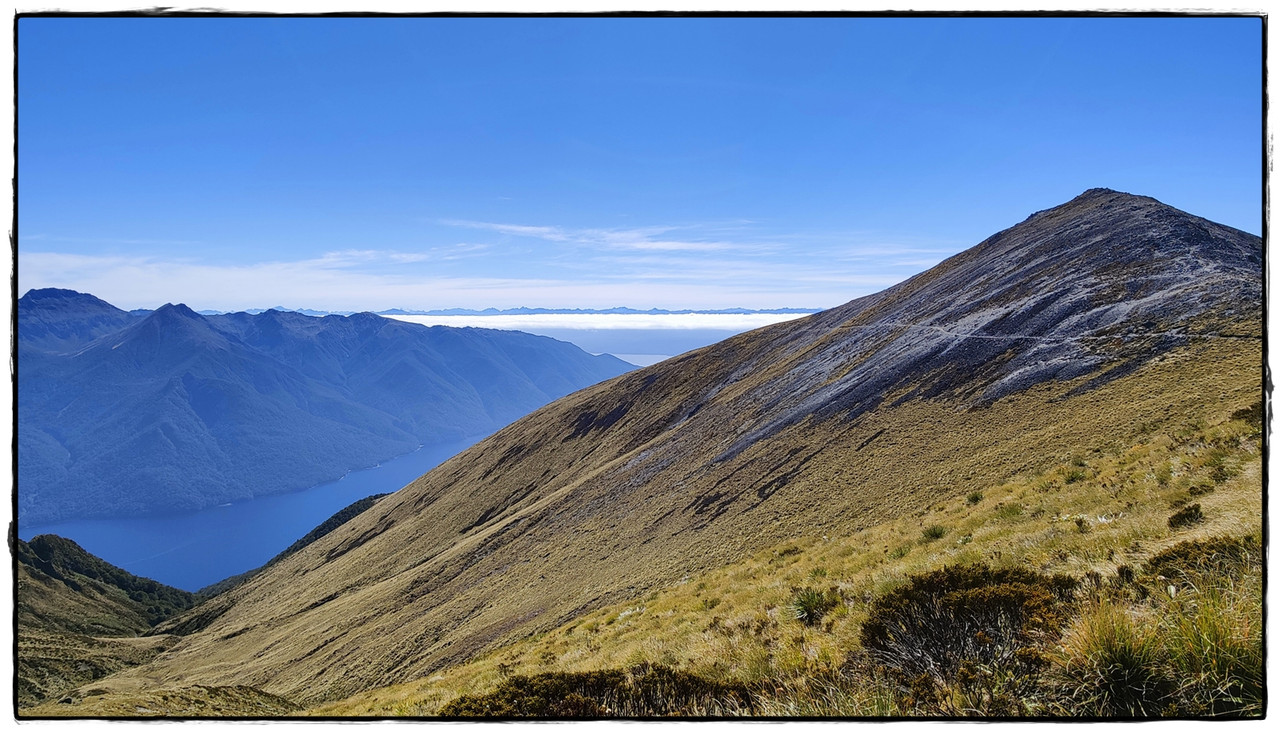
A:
[18,434,487,592]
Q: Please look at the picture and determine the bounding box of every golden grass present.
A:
[306,392,1262,716]
[44,338,1260,714]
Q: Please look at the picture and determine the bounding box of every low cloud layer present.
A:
[18,219,955,312]
[386,312,811,332]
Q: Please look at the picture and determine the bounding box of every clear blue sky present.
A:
[17,16,1263,312]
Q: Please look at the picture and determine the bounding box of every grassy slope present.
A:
[53,335,1260,711]
[305,356,1262,716]
[21,684,302,718]
[15,536,198,708]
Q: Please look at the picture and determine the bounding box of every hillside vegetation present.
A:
[304,398,1262,717]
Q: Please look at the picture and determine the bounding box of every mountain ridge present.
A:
[17,295,635,524]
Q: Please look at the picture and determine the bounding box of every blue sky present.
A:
[17,16,1263,312]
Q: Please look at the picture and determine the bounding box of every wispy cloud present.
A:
[18,249,867,312]
[386,312,811,332]
[307,246,492,268]
[437,219,745,253]
[18,218,961,312]
[439,220,575,241]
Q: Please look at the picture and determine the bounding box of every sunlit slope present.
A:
[88,189,1261,706]
[301,399,1261,717]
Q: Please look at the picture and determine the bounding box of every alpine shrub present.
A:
[858,563,1077,715]
[920,525,947,542]
[1141,534,1260,587]
[439,664,754,717]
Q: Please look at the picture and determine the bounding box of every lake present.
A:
[17,434,487,592]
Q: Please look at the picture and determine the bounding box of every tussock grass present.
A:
[305,402,1262,718]
[1050,542,1263,717]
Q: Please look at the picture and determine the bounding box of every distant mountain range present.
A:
[17,291,635,525]
[186,305,823,317]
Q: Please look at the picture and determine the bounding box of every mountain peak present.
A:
[21,287,91,301]
[18,288,135,353]
[152,302,201,319]
[20,287,121,309]
[1075,186,1128,198]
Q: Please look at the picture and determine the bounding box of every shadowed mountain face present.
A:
[79,190,1263,706]
[17,296,634,524]
[16,288,143,354]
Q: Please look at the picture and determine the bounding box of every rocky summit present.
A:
[49,190,1262,708]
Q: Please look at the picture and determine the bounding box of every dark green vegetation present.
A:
[18,291,633,523]
[440,664,754,717]
[789,586,842,627]
[1167,503,1204,529]
[17,535,196,632]
[855,564,1078,715]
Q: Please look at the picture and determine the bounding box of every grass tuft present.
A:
[789,587,841,627]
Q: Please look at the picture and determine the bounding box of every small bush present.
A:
[966,491,984,505]
[790,587,840,627]
[1064,469,1087,484]
[1142,535,1259,586]
[440,664,754,717]
[1167,504,1204,530]
[1229,400,1263,430]
[920,525,947,542]
[996,503,1024,520]
[858,564,1077,715]
[1199,447,1236,484]
[888,545,911,560]
[1112,565,1135,586]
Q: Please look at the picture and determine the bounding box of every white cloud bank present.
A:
[386,312,811,331]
